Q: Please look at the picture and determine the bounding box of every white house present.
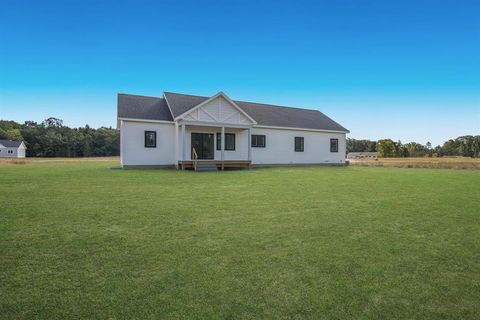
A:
[117,91,349,170]
[0,140,26,158]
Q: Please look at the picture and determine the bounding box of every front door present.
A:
[191,133,214,160]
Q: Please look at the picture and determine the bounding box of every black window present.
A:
[216,133,235,151]
[144,131,156,148]
[295,137,304,152]
[330,138,338,152]
[251,135,266,148]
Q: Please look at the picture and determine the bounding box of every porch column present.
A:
[120,120,124,167]
[247,127,252,162]
[181,124,186,161]
[221,126,225,170]
[174,122,179,169]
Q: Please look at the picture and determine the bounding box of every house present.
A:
[0,140,26,158]
[347,152,378,160]
[117,91,349,170]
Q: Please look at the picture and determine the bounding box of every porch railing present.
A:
[192,147,198,171]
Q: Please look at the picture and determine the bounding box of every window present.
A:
[330,138,338,152]
[144,131,157,148]
[216,133,235,151]
[295,137,304,152]
[8,150,13,154]
[251,135,266,148]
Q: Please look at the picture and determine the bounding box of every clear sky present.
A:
[0,0,479,146]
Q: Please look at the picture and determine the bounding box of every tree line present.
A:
[0,118,119,157]
[1,117,478,158]
[348,136,480,158]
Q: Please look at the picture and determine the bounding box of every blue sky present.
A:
[0,0,479,146]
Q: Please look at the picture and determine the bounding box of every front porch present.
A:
[178,159,251,171]
[171,92,257,171]
[174,121,253,171]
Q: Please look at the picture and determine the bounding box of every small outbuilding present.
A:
[0,140,26,158]
[347,152,378,160]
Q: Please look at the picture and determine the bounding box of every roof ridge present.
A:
[164,91,323,113]
[118,93,164,99]
[235,99,324,113]
[163,91,210,99]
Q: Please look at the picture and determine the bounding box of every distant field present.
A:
[0,156,119,166]
[1,161,480,319]
[2,156,479,169]
[350,156,480,169]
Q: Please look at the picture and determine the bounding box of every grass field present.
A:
[1,161,479,319]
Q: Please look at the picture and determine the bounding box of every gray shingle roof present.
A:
[0,140,23,148]
[118,94,173,121]
[235,100,349,132]
[164,92,207,118]
[118,92,349,132]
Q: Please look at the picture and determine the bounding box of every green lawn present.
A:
[1,162,479,319]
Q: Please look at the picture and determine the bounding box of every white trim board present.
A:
[118,117,175,124]
[178,120,252,129]
[118,118,348,133]
[253,125,349,134]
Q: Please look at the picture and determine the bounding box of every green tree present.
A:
[347,139,377,153]
[0,127,7,139]
[5,129,24,141]
[376,139,397,157]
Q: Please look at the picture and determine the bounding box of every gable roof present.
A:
[172,92,257,124]
[117,94,173,121]
[118,92,349,132]
[0,140,23,148]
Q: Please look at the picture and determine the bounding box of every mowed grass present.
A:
[1,162,479,319]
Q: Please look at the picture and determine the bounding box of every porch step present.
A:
[195,162,218,172]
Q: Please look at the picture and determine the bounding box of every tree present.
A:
[42,117,64,128]
[376,139,397,157]
[426,142,432,157]
[403,142,428,157]
[0,127,7,139]
[347,139,376,153]
[473,136,480,158]
[5,129,24,141]
[0,118,120,157]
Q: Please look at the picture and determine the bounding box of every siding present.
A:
[120,120,346,166]
[251,128,346,165]
[121,121,176,166]
[182,96,252,125]
[0,147,25,158]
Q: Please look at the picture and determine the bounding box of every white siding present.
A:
[17,146,26,158]
[251,128,346,165]
[120,120,347,167]
[121,120,176,166]
[0,147,25,158]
